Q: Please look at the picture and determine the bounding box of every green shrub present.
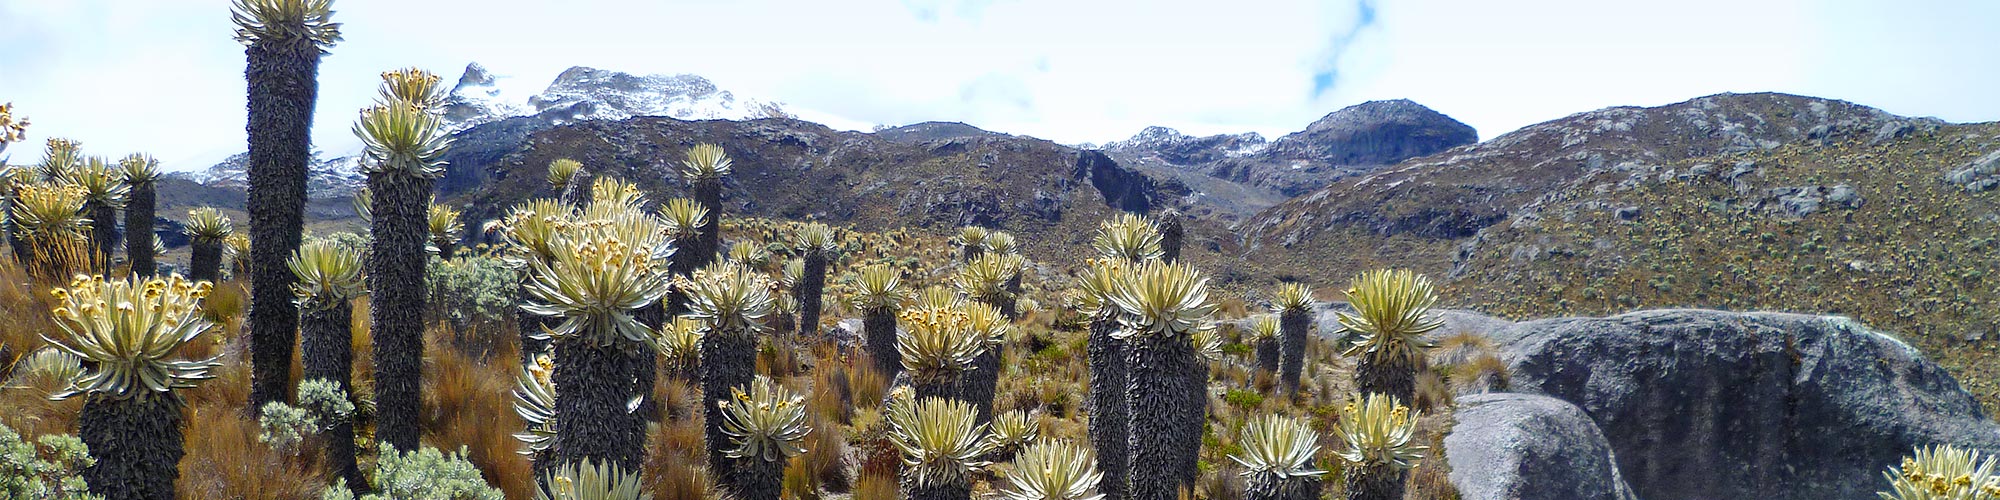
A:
[0,423,98,500]
[1223,389,1265,410]
[321,443,503,500]
[427,254,518,330]
[257,402,316,452]
[258,380,355,453]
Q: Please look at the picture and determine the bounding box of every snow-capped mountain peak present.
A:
[527,66,782,125]
[180,63,791,197]
[439,62,529,132]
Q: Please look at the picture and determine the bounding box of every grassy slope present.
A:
[1450,123,2000,416]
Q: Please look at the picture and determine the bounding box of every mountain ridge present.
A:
[1104,99,1478,198]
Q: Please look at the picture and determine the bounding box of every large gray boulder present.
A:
[1447,393,1638,500]
[1491,309,2000,500]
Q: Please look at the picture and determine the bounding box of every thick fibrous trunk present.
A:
[961,347,1000,424]
[245,38,319,409]
[1246,476,1322,500]
[369,175,431,451]
[125,181,155,276]
[559,167,592,208]
[1126,334,1204,500]
[962,294,1009,423]
[79,392,184,500]
[87,202,117,274]
[1086,315,1129,500]
[633,302,663,421]
[959,245,982,264]
[1279,309,1310,397]
[1256,336,1280,376]
[701,329,757,476]
[1157,213,1183,264]
[796,252,826,337]
[189,240,223,283]
[666,234,700,316]
[692,179,722,267]
[300,300,363,492]
[1003,275,1023,320]
[553,336,646,470]
[1343,463,1406,500]
[903,480,971,500]
[726,456,784,500]
[912,376,958,403]
[864,307,899,379]
[1355,355,1419,405]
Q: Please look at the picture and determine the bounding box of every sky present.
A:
[3,0,1999,172]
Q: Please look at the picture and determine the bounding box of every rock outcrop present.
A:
[1308,305,2000,499]
[1446,393,1637,500]
[1261,99,1478,168]
[1488,309,2000,500]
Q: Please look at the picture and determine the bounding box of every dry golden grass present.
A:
[642,417,719,500]
[176,404,330,500]
[800,414,849,494]
[853,471,897,500]
[419,325,533,499]
[200,280,248,323]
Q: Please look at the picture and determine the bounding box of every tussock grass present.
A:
[176,404,330,500]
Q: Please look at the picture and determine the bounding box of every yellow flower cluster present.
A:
[1332,393,1427,470]
[1895,455,2000,497]
[0,102,28,146]
[51,274,212,325]
[43,274,219,398]
[895,303,992,379]
[12,183,88,234]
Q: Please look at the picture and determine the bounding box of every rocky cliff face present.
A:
[1105,99,1476,197]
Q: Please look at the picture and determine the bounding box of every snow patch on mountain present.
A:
[528,66,782,125]
[173,150,364,198]
[183,63,790,196]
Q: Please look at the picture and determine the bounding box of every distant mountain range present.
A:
[166,63,791,199]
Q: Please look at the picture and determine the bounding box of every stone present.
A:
[1946,150,2000,192]
[1727,160,1759,180]
[1777,187,1825,217]
[1827,184,1863,209]
[1489,309,2000,500]
[1613,206,1641,221]
[1446,393,1639,500]
[1688,163,1715,178]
